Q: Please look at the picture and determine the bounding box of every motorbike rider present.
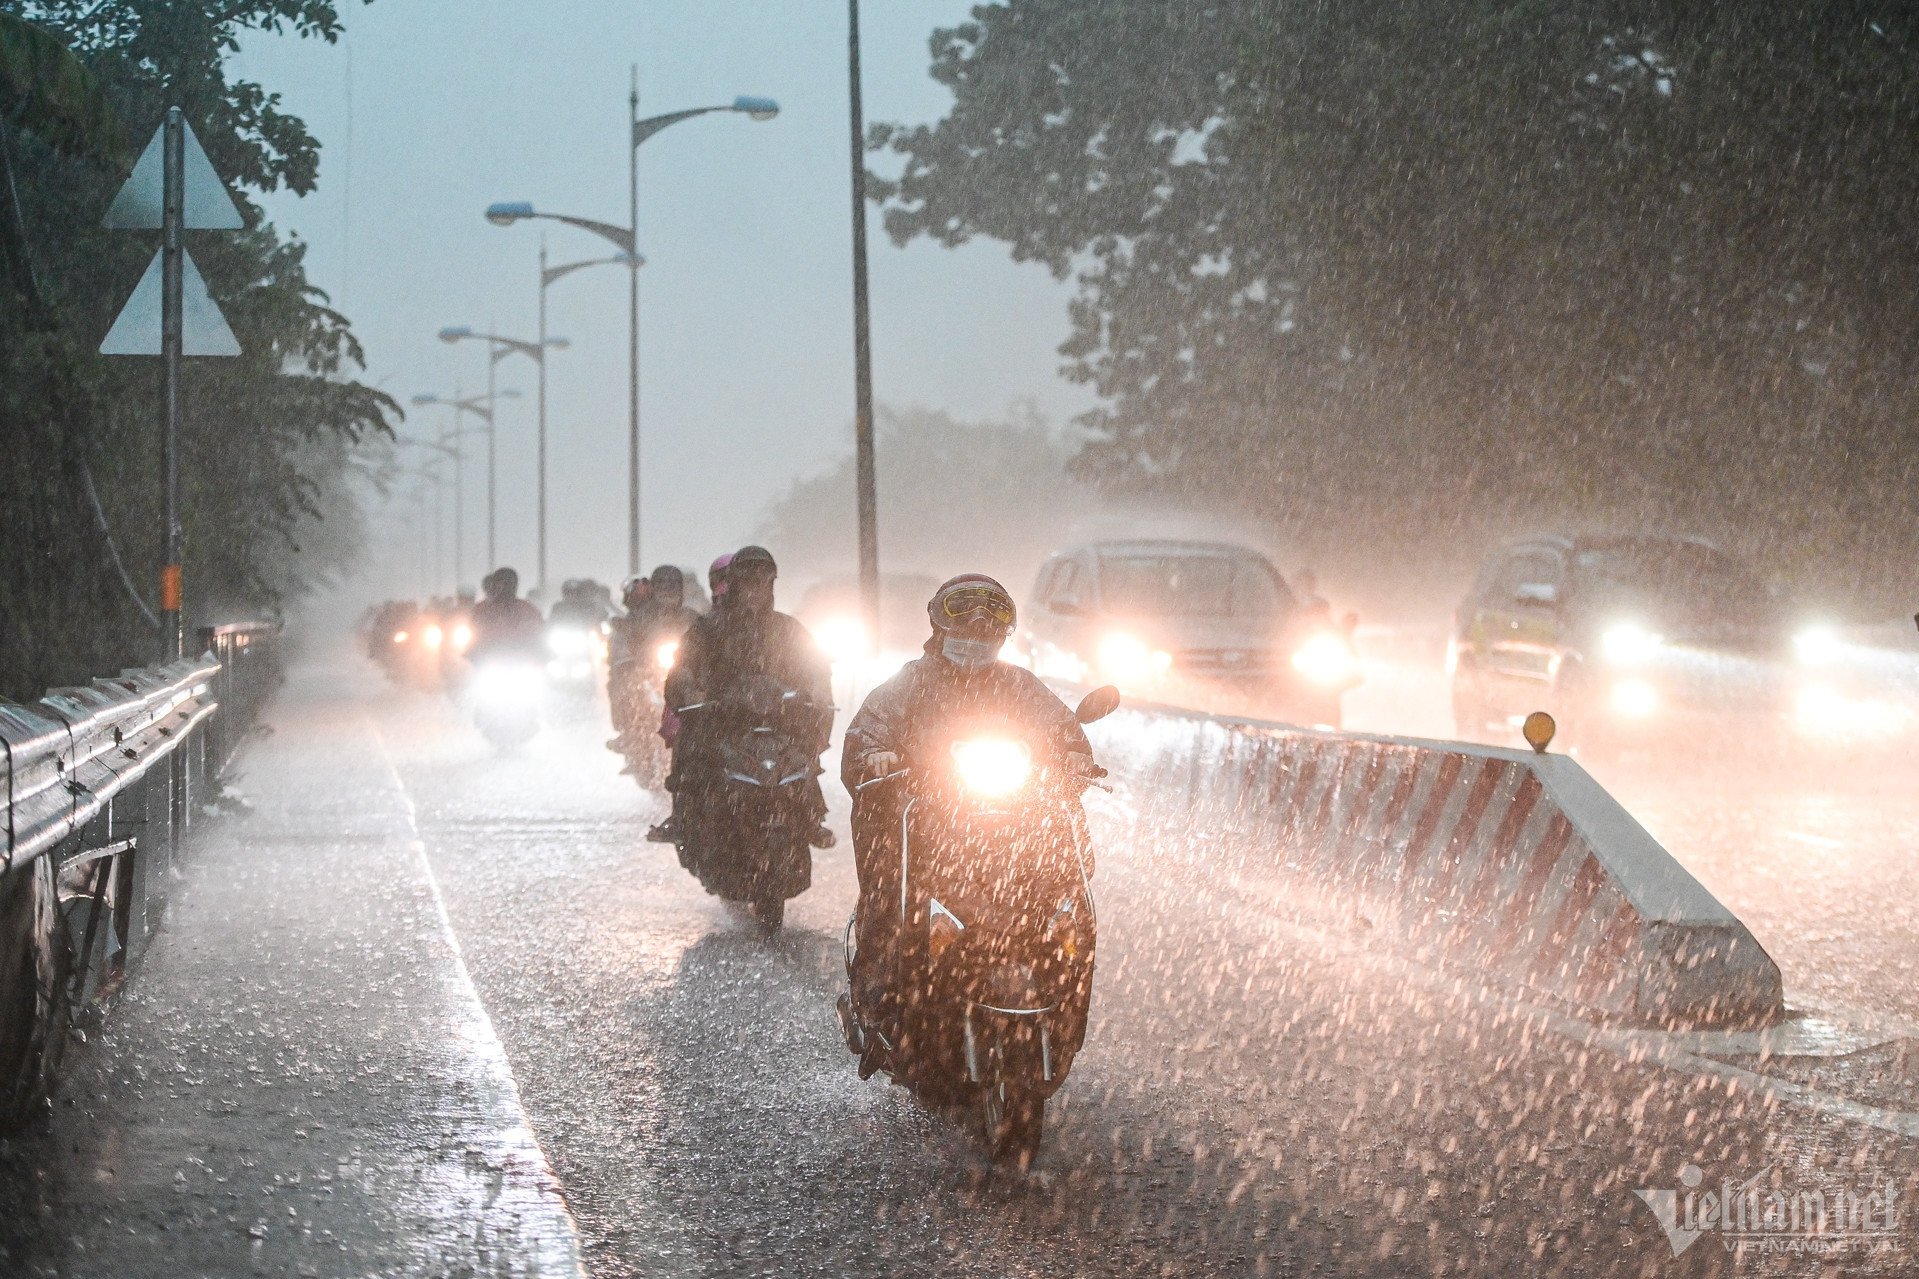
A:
[548,578,609,629]
[606,566,701,762]
[653,545,835,848]
[839,574,1096,1053]
[468,567,547,664]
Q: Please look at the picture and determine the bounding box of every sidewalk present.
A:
[0,669,582,1278]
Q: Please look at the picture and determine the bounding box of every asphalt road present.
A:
[366,657,1915,1278]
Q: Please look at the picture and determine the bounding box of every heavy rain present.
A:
[0,3,1915,1277]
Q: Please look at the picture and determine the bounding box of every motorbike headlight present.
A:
[1097,632,1171,685]
[814,615,869,664]
[1793,624,1842,667]
[1609,677,1659,718]
[1601,621,1664,666]
[476,662,543,704]
[451,621,474,653]
[422,623,444,650]
[1290,631,1358,687]
[393,629,409,644]
[548,627,591,658]
[951,737,1032,798]
[656,639,680,670]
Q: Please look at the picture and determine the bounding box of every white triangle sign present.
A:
[99,247,243,357]
[103,119,244,230]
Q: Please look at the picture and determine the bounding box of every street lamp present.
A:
[846,0,881,652]
[437,326,565,573]
[412,390,520,589]
[484,80,779,576]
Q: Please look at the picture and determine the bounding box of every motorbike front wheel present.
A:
[748,897,785,934]
[980,1081,1044,1167]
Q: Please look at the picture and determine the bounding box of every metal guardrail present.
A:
[0,625,281,1128]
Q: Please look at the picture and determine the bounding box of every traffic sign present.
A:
[103,118,244,231]
[99,246,241,357]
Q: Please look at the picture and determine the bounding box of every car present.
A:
[1018,540,1359,726]
[1449,534,1888,756]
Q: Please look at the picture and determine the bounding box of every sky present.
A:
[226,0,1092,600]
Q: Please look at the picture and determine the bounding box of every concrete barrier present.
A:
[1084,699,1783,1029]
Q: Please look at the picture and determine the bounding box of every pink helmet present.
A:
[708,553,734,600]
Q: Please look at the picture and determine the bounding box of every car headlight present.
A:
[1601,622,1664,666]
[1793,624,1843,667]
[451,621,474,653]
[1291,631,1358,687]
[814,616,869,664]
[1097,632,1171,684]
[1608,678,1659,718]
[951,737,1032,798]
[656,639,680,670]
[422,623,444,650]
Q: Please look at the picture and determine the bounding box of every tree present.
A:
[0,1,395,696]
[874,2,1919,604]
[755,403,1095,593]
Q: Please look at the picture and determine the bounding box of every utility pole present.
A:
[160,109,185,660]
[847,0,880,651]
[628,64,643,577]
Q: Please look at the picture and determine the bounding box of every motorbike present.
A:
[837,684,1121,1166]
[544,620,604,709]
[611,634,682,788]
[674,675,831,932]
[470,657,544,748]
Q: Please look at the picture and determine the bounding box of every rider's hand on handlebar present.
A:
[859,750,903,783]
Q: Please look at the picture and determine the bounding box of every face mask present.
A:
[940,635,1001,669]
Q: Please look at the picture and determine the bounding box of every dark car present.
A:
[1447,534,1848,755]
[1018,540,1358,727]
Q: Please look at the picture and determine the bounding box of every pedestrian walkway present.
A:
[0,668,582,1278]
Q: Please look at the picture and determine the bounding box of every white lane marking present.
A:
[368,719,588,1278]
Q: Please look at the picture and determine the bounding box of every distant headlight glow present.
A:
[1291,631,1359,688]
[1097,632,1171,685]
[1601,622,1664,666]
[1793,625,1843,667]
[814,615,869,664]
[951,737,1033,798]
[655,639,680,670]
[451,621,474,653]
[422,623,444,650]
[393,630,409,644]
[548,627,592,658]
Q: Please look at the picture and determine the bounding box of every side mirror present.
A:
[1075,684,1121,724]
[1515,582,1558,607]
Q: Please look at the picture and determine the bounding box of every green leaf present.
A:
[0,13,128,168]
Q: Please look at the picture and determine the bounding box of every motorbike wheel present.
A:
[748,897,785,934]
[980,1081,1044,1168]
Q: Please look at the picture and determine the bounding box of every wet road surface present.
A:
[3,655,1914,1277]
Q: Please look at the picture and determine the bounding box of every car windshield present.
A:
[1571,543,1773,627]
[1098,554,1291,619]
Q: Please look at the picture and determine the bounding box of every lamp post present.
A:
[484,83,777,575]
[392,441,456,589]
[536,241,631,594]
[438,327,564,574]
[412,390,519,589]
[846,0,881,652]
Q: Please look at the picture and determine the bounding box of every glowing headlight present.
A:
[451,621,474,653]
[393,629,409,644]
[1609,678,1659,718]
[655,639,680,670]
[951,737,1032,798]
[1291,631,1358,687]
[1097,632,1172,684]
[1601,622,1664,666]
[548,627,591,658]
[475,662,543,704]
[1793,625,1843,667]
[422,623,444,650]
[814,615,869,664]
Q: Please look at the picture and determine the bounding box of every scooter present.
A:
[673,676,831,932]
[838,684,1120,1166]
